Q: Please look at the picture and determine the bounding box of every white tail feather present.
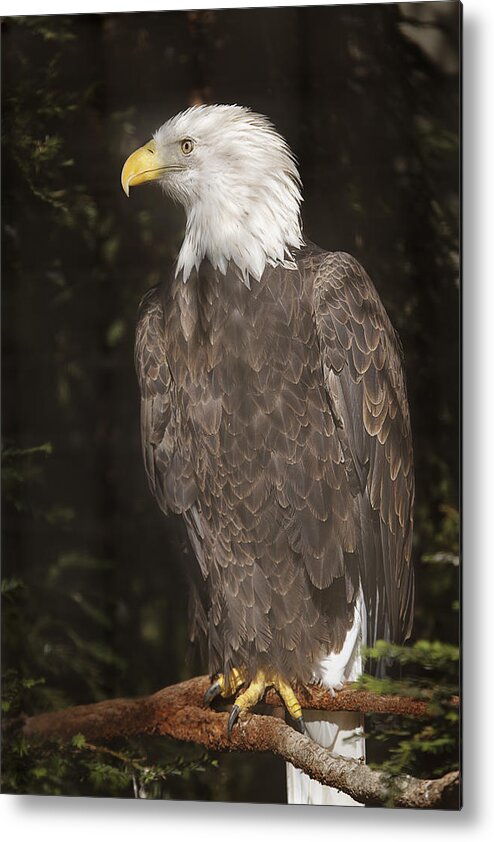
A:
[286,593,366,805]
[286,711,365,805]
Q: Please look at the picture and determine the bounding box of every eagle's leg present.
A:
[203,666,246,706]
[204,667,306,737]
[227,669,306,738]
[275,676,305,729]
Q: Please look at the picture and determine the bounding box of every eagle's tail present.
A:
[286,595,366,806]
[286,711,365,805]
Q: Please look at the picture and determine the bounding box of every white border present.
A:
[2,0,493,838]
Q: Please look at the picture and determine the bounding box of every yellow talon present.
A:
[233,669,267,713]
[224,668,306,737]
[203,666,246,706]
[205,666,305,736]
[218,666,246,697]
[275,675,303,722]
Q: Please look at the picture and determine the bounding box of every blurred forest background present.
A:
[1,2,460,803]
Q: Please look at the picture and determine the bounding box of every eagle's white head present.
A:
[121,104,304,285]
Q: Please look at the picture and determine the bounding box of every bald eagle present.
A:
[121,104,414,806]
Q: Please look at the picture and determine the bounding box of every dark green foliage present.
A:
[0,444,217,799]
[361,639,460,781]
[2,667,217,798]
[2,4,460,801]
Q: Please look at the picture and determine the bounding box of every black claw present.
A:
[203,680,221,707]
[227,704,240,738]
[293,716,307,735]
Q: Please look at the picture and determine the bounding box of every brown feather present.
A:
[135,245,414,683]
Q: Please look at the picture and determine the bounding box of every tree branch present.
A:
[22,675,460,809]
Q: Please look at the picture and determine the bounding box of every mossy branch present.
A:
[21,675,460,809]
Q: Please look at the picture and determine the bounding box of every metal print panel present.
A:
[1,1,461,808]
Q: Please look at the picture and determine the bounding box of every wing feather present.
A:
[312,250,414,643]
[135,286,197,515]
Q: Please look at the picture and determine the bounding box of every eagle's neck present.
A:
[175,175,304,286]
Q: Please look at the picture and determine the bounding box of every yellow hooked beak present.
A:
[121,139,166,196]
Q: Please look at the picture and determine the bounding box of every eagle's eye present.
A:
[180,138,195,155]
